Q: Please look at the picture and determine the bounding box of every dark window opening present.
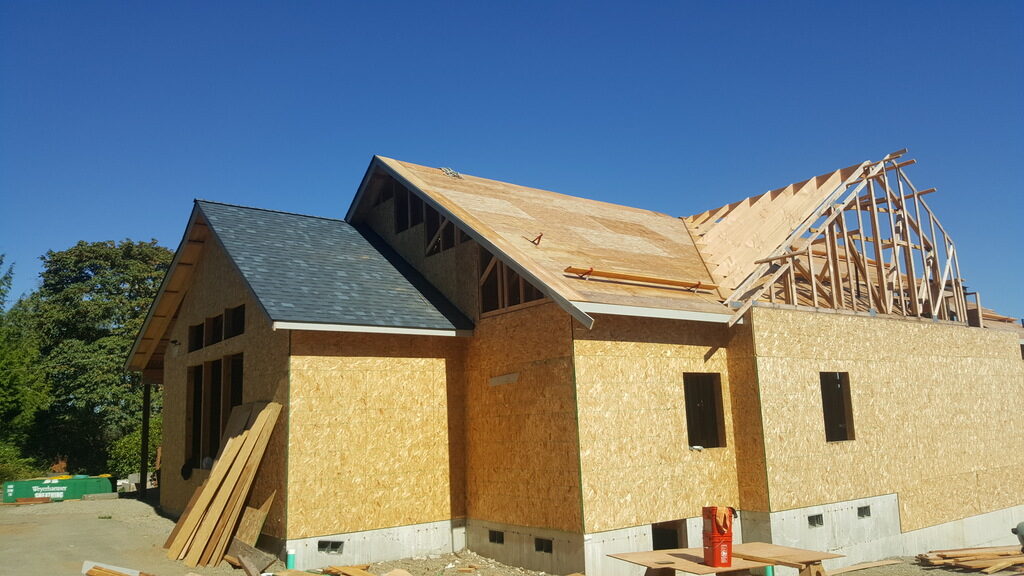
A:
[205,359,223,460]
[488,530,504,544]
[205,314,223,345]
[535,538,553,554]
[409,192,424,227]
[808,514,824,527]
[227,354,244,409]
[224,305,245,339]
[395,186,410,233]
[857,506,871,518]
[480,255,501,313]
[820,372,855,442]
[425,205,441,244]
[505,267,522,307]
[187,366,203,467]
[684,373,725,448]
[188,323,204,352]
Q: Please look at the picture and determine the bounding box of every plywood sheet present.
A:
[751,306,1024,532]
[286,330,465,539]
[464,302,583,532]
[378,157,728,315]
[573,314,740,533]
[609,548,771,573]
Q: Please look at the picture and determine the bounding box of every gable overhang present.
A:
[346,156,597,329]
[125,204,208,373]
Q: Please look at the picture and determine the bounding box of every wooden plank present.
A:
[564,266,718,291]
[235,490,276,546]
[180,407,271,565]
[201,402,282,566]
[609,547,771,574]
[830,560,902,574]
[165,426,249,560]
[226,538,276,575]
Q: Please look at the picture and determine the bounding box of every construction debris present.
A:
[163,402,282,568]
[917,545,1024,573]
[81,560,154,576]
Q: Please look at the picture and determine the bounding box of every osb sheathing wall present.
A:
[726,319,769,512]
[161,239,291,537]
[363,196,479,320]
[286,331,467,539]
[751,306,1024,532]
[572,315,740,533]
[465,302,582,532]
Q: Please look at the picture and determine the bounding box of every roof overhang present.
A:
[570,301,739,324]
[125,205,209,373]
[272,320,472,337]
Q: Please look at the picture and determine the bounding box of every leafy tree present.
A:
[0,257,47,447]
[27,240,172,473]
[107,415,161,480]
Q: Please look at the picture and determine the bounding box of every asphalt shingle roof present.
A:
[196,200,471,331]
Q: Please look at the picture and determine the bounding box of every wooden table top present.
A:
[609,542,843,574]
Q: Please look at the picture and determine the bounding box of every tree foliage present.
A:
[16,241,172,473]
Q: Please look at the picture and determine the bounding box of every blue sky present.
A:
[2,1,1021,319]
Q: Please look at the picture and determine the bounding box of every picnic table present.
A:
[609,542,843,576]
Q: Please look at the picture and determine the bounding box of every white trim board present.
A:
[570,301,739,324]
[272,321,469,337]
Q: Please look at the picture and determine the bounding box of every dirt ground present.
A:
[0,495,986,576]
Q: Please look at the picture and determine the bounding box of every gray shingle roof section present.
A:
[196,200,471,331]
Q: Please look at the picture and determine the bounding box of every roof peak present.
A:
[195,199,346,224]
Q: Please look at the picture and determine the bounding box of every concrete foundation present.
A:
[465,519,585,575]
[285,519,455,570]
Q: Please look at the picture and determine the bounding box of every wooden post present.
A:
[140,380,152,499]
[867,178,890,313]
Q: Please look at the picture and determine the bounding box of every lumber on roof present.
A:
[564,266,718,292]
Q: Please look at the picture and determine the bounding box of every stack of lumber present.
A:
[164,402,282,568]
[917,545,1024,574]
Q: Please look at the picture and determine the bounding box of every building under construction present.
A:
[128,150,1024,575]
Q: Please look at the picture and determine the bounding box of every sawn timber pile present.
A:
[917,545,1024,574]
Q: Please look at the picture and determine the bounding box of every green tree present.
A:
[27,240,172,473]
[0,255,47,478]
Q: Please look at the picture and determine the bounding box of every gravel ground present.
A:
[0,496,992,576]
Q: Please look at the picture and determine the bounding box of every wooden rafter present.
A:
[726,151,973,327]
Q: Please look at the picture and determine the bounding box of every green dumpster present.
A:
[3,476,112,502]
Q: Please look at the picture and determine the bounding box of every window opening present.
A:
[820,372,855,441]
[535,538,553,553]
[205,314,223,345]
[188,323,204,352]
[684,373,725,448]
[808,514,824,527]
[857,505,871,518]
[224,305,245,339]
[488,530,504,544]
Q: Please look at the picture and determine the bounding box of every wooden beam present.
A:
[563,266,718,292]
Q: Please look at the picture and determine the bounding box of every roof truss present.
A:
[726,150,973,327]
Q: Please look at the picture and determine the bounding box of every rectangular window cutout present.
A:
[224,305,245,339]
[409,192,424,227]
[808,514,824,527]
[820,372,855,442]
[395,186,410,233]
[187,366,203,467]
[188,323,204,352]
[317,540,344,554]
[535,538,553,554]
[204,359,223,462]
[857,506,871,518]
[684,373,725,448]
[488,530,504,544]
[205,315,223,345]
